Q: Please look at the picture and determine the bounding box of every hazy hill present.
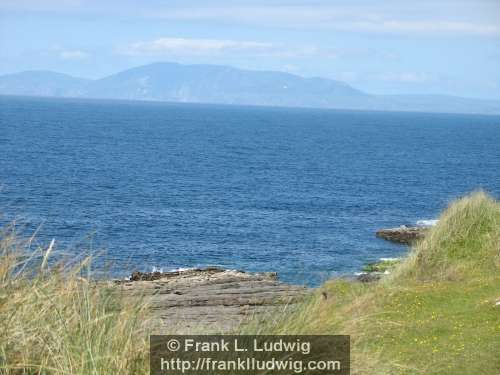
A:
[0,70,89,98]
[1,62,499,114]
[85,62,372,109]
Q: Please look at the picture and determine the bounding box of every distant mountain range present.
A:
[1,62,499,114]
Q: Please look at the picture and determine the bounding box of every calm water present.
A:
[1,96,500,285]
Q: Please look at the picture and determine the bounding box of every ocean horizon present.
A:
[1,95,500,285]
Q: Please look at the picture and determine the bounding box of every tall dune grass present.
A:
[0,225,149,374]
[248,191,500,374]
[394,190,500,281]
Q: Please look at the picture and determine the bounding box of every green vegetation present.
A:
[362,258,401,273]
[245,191,500,374]
[1,191,498,374]
[0,226,149,374]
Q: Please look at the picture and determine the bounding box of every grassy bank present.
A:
[0,226,150,374]
[244,191,500,374]
[1,191,499,374]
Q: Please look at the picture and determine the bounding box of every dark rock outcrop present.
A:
[376,226,428,244]
[356,273,383,283]
[128,267,228,282]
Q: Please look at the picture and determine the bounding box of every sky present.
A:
[1,0,499,99]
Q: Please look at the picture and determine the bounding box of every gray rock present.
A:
[356,273,383,283]
[376,226,428,244]
[115,268,308,333]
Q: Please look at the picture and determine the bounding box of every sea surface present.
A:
[1,96,500,285]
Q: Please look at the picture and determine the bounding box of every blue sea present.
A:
[1,96,500,285]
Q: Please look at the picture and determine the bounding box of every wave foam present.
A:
[151,266,196,273]
[416,219,439,227]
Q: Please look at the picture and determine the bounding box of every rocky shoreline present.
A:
[115,267,308,333]
[114,224,429,332]
[357,224,431,281]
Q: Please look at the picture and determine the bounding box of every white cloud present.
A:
[119,37,400,63]
[332,20,500,36]
[122,37,275,56]
[120,37,357,60]
[145,4,500,37]
[44,45,90,60]
[2,1,499,37]
[59,50,90,60]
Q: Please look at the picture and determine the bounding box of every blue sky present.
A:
[1,0,499,99]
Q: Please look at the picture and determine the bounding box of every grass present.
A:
[245,191,500,374]
[1,191,499,374]
[0,225,150,374]
[362,258,401,273]
[395,191,500,281]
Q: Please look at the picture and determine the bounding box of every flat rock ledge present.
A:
[356,272,383,283]
[376,226,428,244]
[114,268,308,333]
